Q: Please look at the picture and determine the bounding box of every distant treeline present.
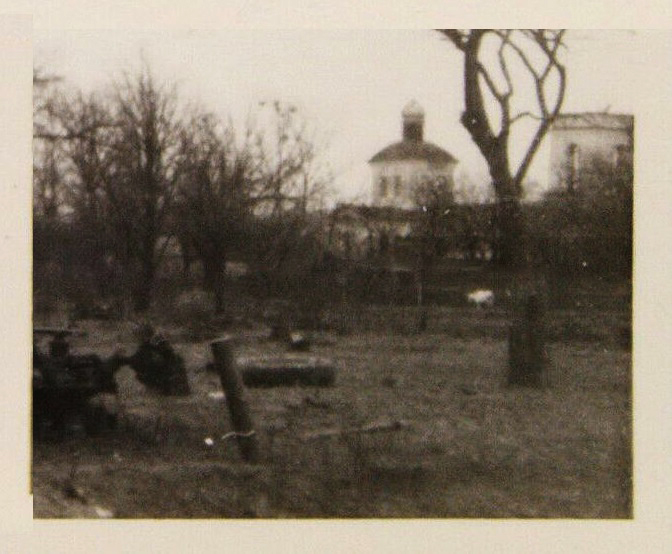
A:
[33,65,632,321]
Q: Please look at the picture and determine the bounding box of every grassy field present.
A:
[32,303,631,519]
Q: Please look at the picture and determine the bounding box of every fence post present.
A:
[210,336,260,463]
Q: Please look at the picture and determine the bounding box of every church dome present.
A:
[369,140,457,164]
[370,101,457,164]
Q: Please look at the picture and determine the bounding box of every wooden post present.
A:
[508,293,546,387]
[210,336,260,463]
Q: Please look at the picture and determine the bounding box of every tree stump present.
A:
[508,293,547,387]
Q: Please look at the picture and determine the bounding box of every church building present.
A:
[369,100,458,209]
[328,101,462,262]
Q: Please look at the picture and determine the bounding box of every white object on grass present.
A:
[467,289,495,307]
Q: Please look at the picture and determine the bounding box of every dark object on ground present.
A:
[33,328,121,441]
[381,376,399,388]
[288,332,311,352]
[240,355,337,388]
[126,328,191,396]
[210,337,260,463]
[508,293,547,387]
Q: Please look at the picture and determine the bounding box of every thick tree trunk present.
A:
[213,273,226,315]
[490,181,546,388]
[443,30,562,388]
[133,258,156,314]
[203,257,227,315]
[508,293,547,387]
[495,197,527,268]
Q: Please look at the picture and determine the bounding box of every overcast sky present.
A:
[35,29,646,204]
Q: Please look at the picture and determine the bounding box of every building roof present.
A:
[369,140,458,165]
[552,113,634,132]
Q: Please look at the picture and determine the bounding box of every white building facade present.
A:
[548,113,634,192]
[369,100,458,209]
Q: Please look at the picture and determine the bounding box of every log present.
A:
[240,355,337,388]
[210,337,260,463]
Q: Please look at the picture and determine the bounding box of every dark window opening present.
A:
[379,177,388,198]
[567,143,580,192]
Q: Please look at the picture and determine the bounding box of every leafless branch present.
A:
[510,111,543,124]
[497,30,514,99]
[436,29,469,49]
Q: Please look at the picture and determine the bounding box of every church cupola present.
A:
[402,99,425,142]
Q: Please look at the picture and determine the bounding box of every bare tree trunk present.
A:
[203,258,227,315]
[213,269,226,316]
[508,293,547,387]
[133,257,156,314]
[490,179,545,387]
[437,29,566,388]
[495,197,526,268]
[504,222,547,387]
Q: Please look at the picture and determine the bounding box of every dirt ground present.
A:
[32,308,632,519]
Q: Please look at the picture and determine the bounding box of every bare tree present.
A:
[33,141,66,221]
[245,101,331,283]
[175,111,253,314]
[52,91,121,300]
[437,29,567,267]
[33,69,67,221]
[105,64,183,312]
[33,68,63,139]
[248,101,328,216]
[437,29,567,387]
[34,71,108,316]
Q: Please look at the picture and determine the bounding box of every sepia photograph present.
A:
[29,26,646,523]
